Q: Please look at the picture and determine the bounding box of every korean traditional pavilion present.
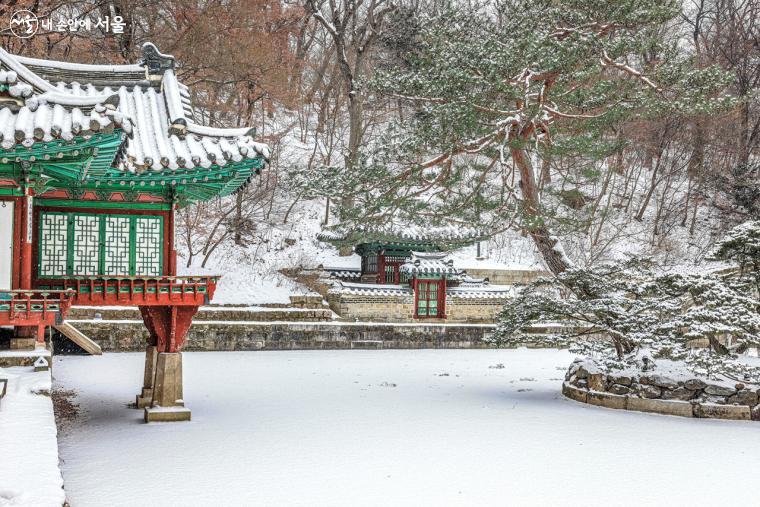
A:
[0,43,268,421]
[318,225,491,319]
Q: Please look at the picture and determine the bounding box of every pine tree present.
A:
[494,222,760,381]
[310,0,735,275]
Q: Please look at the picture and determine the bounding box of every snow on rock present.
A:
[0,367,65,507]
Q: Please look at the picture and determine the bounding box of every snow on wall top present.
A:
[331,281,411,297]
[330,279,513,299]
[0,43,269,173]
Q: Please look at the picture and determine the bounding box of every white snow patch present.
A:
[0,367,65,507]
[54,349,760,506]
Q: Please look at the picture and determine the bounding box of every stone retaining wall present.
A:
[327,292,507,323]
[67,306,333,322]
[563,361,760,421]
[67,321,500,352]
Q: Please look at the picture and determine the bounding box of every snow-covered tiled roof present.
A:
[0,43,269,173]
[447,285,513,299]
[318,223,485,249]
[400,251,459,276]
[459,276,489,286]
[330,281,412,296]
[325,267,362,281]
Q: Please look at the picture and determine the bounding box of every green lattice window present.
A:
[38,211,163,277]
[416,280,442,317]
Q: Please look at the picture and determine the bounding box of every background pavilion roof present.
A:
[0,43,269,175]
[317,223,486,249]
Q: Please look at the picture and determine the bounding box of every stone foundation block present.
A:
[9,338,36,350]
[144,407,191,423]
[152,352,184,408]
[562,382,587,403]
[627,397,694,418]
[694,402,751,420]
[135,387,153,409]
[587,391,626,410]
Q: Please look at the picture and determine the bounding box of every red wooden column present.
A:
[438,278,447,319]
[377,251,386,284]
[19,190,33,290]
[138,305,198,422]
[167,204,177,276]
[12,186,43,347]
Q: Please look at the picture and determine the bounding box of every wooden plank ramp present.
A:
[54,322,102,355]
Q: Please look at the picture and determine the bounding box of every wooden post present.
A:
[11,189,38,349]
[438,278,446,319]
[19,191,33,290]
[168,204,177,276]
[135,345,158,408]
[138,304,198,422]
[377,251,385,284]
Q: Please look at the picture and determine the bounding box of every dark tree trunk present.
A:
[510,134,573,276]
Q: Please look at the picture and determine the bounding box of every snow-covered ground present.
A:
[53,349,760,506]
[0,363,65,507]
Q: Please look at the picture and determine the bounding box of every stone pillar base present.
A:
[144,406,191,423]
[135,388,153,409]
[134,346,158,409]
[144,352,188,422]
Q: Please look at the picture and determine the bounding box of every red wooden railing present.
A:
[37,276,220,307]
[0,289,76,326]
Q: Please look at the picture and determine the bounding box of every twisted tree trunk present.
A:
[510,128,573,276]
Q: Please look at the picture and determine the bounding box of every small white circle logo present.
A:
[10,10,39,38]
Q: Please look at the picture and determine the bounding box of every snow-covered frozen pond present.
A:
[54,349,760,506]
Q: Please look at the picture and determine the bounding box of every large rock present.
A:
[608,384,631,396]
[704,384,737,397]
[752,405,760,421]
[608,374,632,386]
[729,390,758,406]
[652,375,679,389]
[565,360,583,381]
[662,387,696,401]
[575,366,590,380]
[683,378,707,391]
[587,373,606,392]
[639,385,662,399]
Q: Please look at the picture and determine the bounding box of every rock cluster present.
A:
[564,360,760,421]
